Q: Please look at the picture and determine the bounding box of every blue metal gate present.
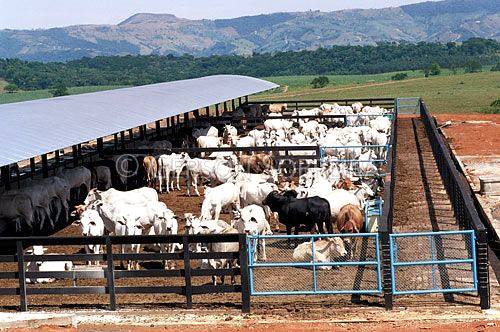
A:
[247,233,382,296]
[390,230,478,295]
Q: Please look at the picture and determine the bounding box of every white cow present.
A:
[293,238,347,270]
[91,166,112,191]
[197,136,222,157]
[26,246,73,283]
[197,219,239,285]
[153,206,179,269]
[233,205,272,261]
[200,182,241,221]
[84,187,158,206]
[56,166,92,193]
[75,209,105,265]
[157,153,189,193]
[192,126,218,139]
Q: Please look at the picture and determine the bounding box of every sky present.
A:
[0,0,434,29]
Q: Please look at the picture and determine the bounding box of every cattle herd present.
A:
[0,102,393,284]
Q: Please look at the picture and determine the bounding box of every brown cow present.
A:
[143,156,158,189]
[263,103,287,114]
[336,204,364,258]
[239,153,273,174]
[336,178,356,190]
[336,204,363,234]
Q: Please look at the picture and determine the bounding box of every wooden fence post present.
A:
[239,235,251,313]
[16,241,27,312]
[183,235,193,309]
[106,236,116,311]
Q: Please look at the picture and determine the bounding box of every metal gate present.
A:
[390,230,478,295]
[247,233,381,296]
[395,97,420,115]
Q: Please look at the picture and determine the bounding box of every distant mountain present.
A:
[0,0,498,62]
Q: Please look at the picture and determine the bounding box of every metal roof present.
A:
[0,75,278,167]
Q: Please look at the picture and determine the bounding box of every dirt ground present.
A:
[2,114,499,330]
[436,114,500,157]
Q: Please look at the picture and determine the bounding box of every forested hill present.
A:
[0,0,498,61]
[0,38,498,90]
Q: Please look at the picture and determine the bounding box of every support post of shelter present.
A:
[54,150,60,173]
[184,112,189,128]
[215,104,220,116]
[231,99,236,111]
[114,133,118,150]
[224,101,228,114]
[120,131,125,150]
[72,145,79,167]
[205,106,210,117]
[244,95,248,104]
[41,154,48,178]
[128,129,134,142]
[238,97,242,107]
[155,121,161,138]
[139,126,145,140]
[29,158,35,179]
[1,165,11,191]
[97,138,104,158]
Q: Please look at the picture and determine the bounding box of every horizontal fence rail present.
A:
[0,234,251,313]
[247,233,382,296]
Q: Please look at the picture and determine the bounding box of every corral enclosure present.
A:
[0,76,492,314]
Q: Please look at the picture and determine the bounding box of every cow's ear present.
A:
[117,219,126,225]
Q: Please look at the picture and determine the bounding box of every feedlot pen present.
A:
[0,98,493,314]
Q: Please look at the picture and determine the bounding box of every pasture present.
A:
[259,71,500,114]
[0,85,128,105]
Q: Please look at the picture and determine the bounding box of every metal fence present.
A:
[420,100,490,309]
[395,98,420,115]
[390,230,477,295]
[247,233,381,296]
[0,234,250,312]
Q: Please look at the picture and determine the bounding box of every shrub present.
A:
[391,73,408,81]
[464,60,482,73]
[491,63,500,71]
[4,83,18,93]
[49,84,69,97]
[479,99,500,114]
[311,76,329,89]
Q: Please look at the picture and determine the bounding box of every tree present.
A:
[391,73,408,81]
[311,76,329,89]
[491,63,500,71]
[4,83,19,93]
[49,84,69,97]
[464,60,482,73]
[429,63,441,76]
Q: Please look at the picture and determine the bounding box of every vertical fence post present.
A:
[16,241,27,312]
[183,235,193,309]
[106,236,116,311]
[476,229,490,309]
[238,235,251,313]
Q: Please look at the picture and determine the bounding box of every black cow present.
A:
[262,191,333,235]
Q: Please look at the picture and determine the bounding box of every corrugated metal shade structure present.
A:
[0,75,278,167]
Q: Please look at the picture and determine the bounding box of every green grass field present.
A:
[258,71,500,114]
[0,85,128,105]
[1,70,498,113]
